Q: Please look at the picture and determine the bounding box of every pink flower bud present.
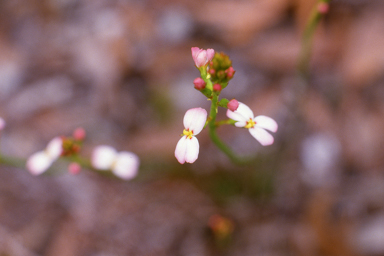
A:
[225,67,235,79]
[73,127,86,141]
[317,2,329,14]
[213,84,222,92]
[68,162,81,175]
[193,77,206,90]
[227,99,239,111]
[191,47,215,68]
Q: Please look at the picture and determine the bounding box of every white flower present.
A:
[91,145,139,180]
[175,107,207,164]
[226,102,278,146]
[26,137,63,175]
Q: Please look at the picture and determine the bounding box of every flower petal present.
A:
[91,145,117,170]
[206,49,215,61]
[249,127,275,146]
[112,151,140,180]
[236,102,254,119]
[185,136,199,163]
[183,108,207,135]
[226,102,254,123]
[46,137,63,159]
[195,50,208,67]
[254,115,278,133]
[191,47,203,67]
[175,136,188,164]
[234,120,247,128]
[26,151,53,175]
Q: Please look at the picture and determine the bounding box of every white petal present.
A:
[46,137,63,159]
[226,102,254,123]
[112,152,140,180]
[236,102,254,119]
[185,136,199,163]
[183,108,207,135]
[234,121,247,128]
[249,127,275,146]
[175,136,188,164]
[254,115,278,132]
[26,151,53,175]
[91,145,117,170]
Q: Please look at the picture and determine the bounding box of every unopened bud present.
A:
[317,2,329,14]
[73,127,86,141]
[193,77,206,90]
[225,67,235,79]
[68,162,81,175]
[213,84,222,92]
[227,99,239,111]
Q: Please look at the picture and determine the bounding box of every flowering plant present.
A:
[175,47,278,164]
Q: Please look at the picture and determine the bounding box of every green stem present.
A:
[297,0,331,80]
[208,94,252,165]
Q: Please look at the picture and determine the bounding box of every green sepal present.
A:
[200,88,212,98]
[218,98,229,108]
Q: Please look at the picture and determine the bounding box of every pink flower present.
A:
[175,108,207,164]
[26,137,63,175]
[227,102,278,146]
[91,145,139,180]
[191,47,215,67]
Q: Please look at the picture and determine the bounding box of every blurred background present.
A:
[1,0,384,255]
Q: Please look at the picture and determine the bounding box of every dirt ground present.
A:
[1,0,384,255]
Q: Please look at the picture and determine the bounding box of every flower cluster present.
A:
[24,127,139,180]
[174,47,278,164]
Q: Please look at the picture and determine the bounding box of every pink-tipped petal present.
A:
[249,127,275,146]
[112,152,139,180]
[254,115,278,133]
[91,145,117,170]
[191,47,204,67]
[206,49,215,61]
[183,108,207,135]
[26,151,53,175]
[175,136,188,164]
[191,47,201,59]
[185,136,199,163]
[195,50,208,67]
[46,137,63,159]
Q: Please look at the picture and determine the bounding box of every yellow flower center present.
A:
[183,129,194,139]
[244,118,256,129]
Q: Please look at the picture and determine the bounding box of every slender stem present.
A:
[297,0,331,80]
[207,94,254,165]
